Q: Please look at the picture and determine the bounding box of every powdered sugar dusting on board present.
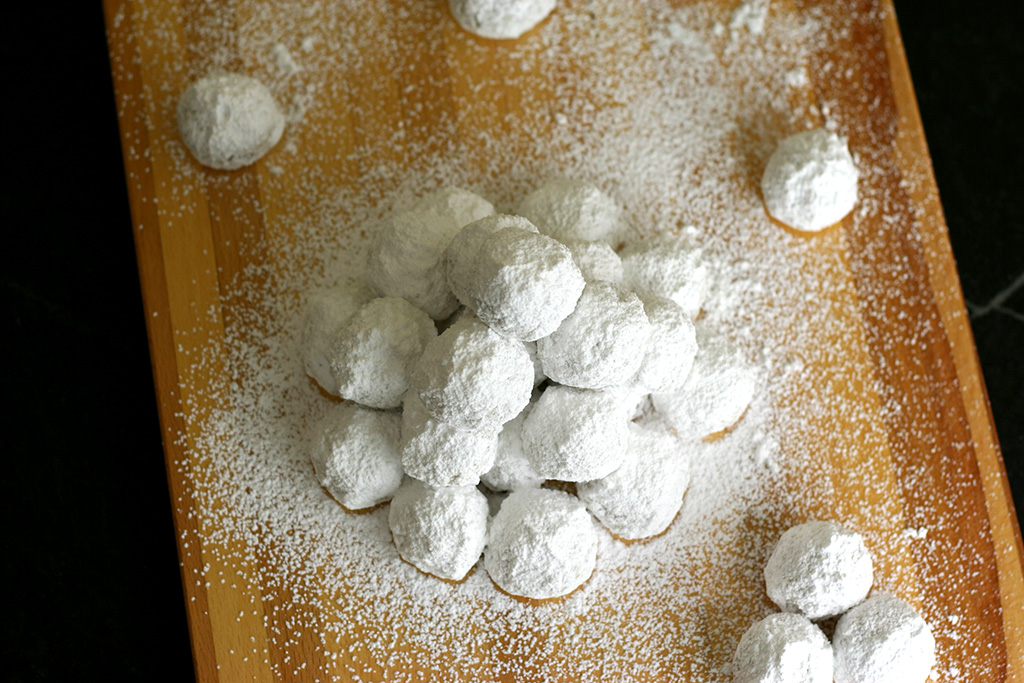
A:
[106,0,994,680]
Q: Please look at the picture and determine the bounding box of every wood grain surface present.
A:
[104,0,1024,680]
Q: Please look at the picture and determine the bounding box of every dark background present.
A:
[1,2,1020,680]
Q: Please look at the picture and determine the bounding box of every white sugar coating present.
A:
[367,186,495,319]
[632,296,698,394]
[309,403,403,510]
[764,520,874,620]
[176,72,285,170]
[481,408,543,492]
[516,179,626,246]
[563,239,625,285]
[577,423,690,540]
[299,281,374,394]
[651,332,756,438]
[411,318,534,429]
[445,214,539,306]
[620,238,709,319]
[537,281,651,389]
[448,0,556,40]
[447,216,585,340]
[833,595,936,683]
[761,128,859,232]
[485,488,597,599]
[521,385,630,481]
[732,612,833,683]
[400,392,498,488]
[328,297,437,409]
[388,479,489,581]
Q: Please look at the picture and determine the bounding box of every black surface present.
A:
[1,2,1019,680]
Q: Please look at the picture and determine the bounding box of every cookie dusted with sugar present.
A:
[481,406,543,493]
[631,296,698,394]
[562,239,625,285]
[620,238,709,319]
[485,488,597,600]
[328,297,436,409]
[177,72,285,170]
[832,595,935,683]
[410,318,534,429]
[309,403,403,511]
[651,331,756,438]
[521,385,630,482]
[400,393,498,488]
[537,280,651,390]
[449,0,556,40]
[516,179,625,246]
[367,186,494,319]
[764,520,874,620]
[577,423,691,540]
[445,215,585,341]
[300,281,374,395]
[761,128,859,233]
[388,479,489,581]
[732,613,833,683]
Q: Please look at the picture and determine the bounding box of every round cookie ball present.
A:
[449,0,556,40]
[761,128,859,232]
[651,332,756,438]
[631,296,698,394]
[309,403,403,510]
[446,215,539,306]
[485,488,597,599]
[367,186,495,319]
[763,520,874,620]
[328,297,437,409]
[400,393,498,488]
[516,179,625,246]
[300,281,375,395]
[577,423,690,540]
[537,281,651,390]
[481,407,543,492]
[521,385,630,482]
[563,239,625,285]
[449,222,585,341]
[388,479,489,581]
[410,318,534,429]
[620,239,708,319]
[833,595,935,683]
[177,72,285,170]
[732,613,833,683]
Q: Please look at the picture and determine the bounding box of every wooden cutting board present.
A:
[104,0,1024,680]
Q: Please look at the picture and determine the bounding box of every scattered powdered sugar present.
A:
[107,0,983,678]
